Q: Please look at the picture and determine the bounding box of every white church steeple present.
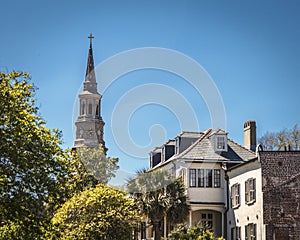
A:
[74,34,107,153]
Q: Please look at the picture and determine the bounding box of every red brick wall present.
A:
[260,151,300,240]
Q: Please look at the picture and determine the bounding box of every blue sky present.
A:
[1,0,300,184]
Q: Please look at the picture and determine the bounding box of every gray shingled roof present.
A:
[176,131,204,138]
[169,128,255,163]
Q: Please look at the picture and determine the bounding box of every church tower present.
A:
[74,34,107,152]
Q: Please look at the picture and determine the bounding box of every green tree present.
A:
[69,144,119,193]
[168,224,225,240]
[51,184,139,240]
[166,177,190,226]
[258,124,300,150]
[0,72,71,239]
[127,169,189,240]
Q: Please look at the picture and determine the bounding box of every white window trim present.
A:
[201,212,213,229]
[214,134,228,152]
[231,226,241,240]
[245,223,256,240]
[188,168,221,188]
[245,178,256,205]
[231,183,240,209]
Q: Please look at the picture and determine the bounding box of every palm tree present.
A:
[127,169,189,240]
[166,177,189,226]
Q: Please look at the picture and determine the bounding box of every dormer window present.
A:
[150,149,161,168]
[217,136,225,149]
[214,134,227,152]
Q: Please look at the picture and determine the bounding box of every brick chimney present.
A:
[244,120,256,151]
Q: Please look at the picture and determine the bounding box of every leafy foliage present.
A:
[0,72,71,239]
[127,169,189,240]
[166,177,190,226]
[0,220,28,240]
[69,144,119,193]
[51,184,139,240]
[168,224,225,240]
[258,124,300,150]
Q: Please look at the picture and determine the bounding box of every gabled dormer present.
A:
[212,130,228,152]
[150,147,162,168]
[161,140,175,162]
[175,131,203,154]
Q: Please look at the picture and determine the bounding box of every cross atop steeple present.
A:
[84,33,97,90]
[88,33,94,47]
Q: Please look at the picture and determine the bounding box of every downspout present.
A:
[224,172,230,239]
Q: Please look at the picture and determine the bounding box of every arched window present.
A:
[95,104,99,116]
[88,103,92,115]
[81,103,85,115]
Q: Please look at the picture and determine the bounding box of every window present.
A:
[81,102,85,115]
[189,168,221,188]
[215,135,227,151]
[231,226,241,240]
[231,183,240,208]
[88,103,92,115]
[217,136,225,149]
[205,169,213,187]
[189,169,196,187]
[214,169,221,188]
[95,104,99,116]
[201,213,213,229]
[179,169,186,183]
[245,178,256,204]
[198,169,205,187]
[245,223,256,240]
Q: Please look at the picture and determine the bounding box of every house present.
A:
[227,149,300,240]
[227,155,264,240]
[146,121,300,240]
[147,121,257,238]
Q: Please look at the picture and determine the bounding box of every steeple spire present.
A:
[74,34,107,153]
[84,33,97,93]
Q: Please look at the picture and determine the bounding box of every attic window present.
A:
[215,135,227,152]
[217,136,225,149]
